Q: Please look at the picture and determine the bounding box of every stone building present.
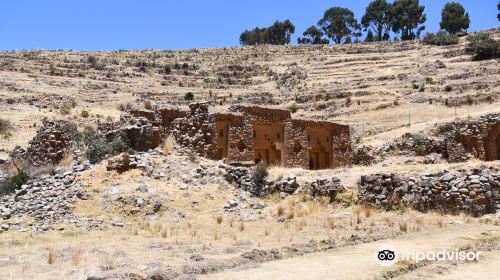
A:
[157,102,351,170]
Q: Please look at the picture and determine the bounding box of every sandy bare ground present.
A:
[202,224,500,280]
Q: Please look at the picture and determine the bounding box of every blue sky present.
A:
[0,0,498,50]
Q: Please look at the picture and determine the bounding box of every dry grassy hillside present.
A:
[0,28,500,280]
[1,28,499,151]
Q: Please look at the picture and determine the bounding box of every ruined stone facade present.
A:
[156,102,352,169]
[439,113,500,162]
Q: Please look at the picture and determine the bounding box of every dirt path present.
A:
[429,251,500,280]
[397,249,500,280]
[201,225,499,280]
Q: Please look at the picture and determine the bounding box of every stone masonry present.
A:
[358,166,500,216]
[156,102,352,169]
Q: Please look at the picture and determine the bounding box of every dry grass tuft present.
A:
[100,253,116,271]
[325,217,335,229]
[48,248,56,265]
[60,151,73,168]
[277,205,285,216]
[364,206,373,218]
[216,214,223,224]
[354,208,362,224]
[239,222,245,232]
[399,219,408,232]
[71,247,82,266]
[160,228,168,238]
[296,219,306,231]
[163,135,175,155]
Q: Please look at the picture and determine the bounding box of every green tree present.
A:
[240,20,295,45]
[498,1,500,21]
[240,27,267,46]
[440,2,470,34]
[365,30,375,42]
[297,25,329,44]
[391,0,426,40]
[361,0,392,41]
[267,20,295,45]
[318,7,361,44]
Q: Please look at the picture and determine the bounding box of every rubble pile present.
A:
[223,166,345,199]
[0,170,89,232]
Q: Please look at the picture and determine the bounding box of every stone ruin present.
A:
[11,102,351,170]
[358,166,500,216]
[371,113,500,165]
[439,113,500,162]
[120,101,352,170]
[99,116,161,152]
[12,120,73,167]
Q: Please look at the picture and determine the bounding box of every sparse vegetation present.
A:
[252,160,268,183]
[0,169,29,196]
[80,110,89,118]
[184,92,194,101]
[422,31,459,46]
[466,32,500,60]
[0,118,12,138]
[64,126,131,164]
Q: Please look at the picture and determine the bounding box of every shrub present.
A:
[80,110,89,118]
[81,131,111,164]
[184,92,194,101]
[444,85,452,92]
[65,127,131,165]
[162,65,171,74]
[87,55,98,68]
[422,31,459,46]
[59,103,73,115]
[289,103,299,113]
[117,103,132,111]
[466,33,500,60]
[109,131,131,155]
[0,170,29,196]
[425,77,435,84]
[252,161,268,183]
[0,118,11,136]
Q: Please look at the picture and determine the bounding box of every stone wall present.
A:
[440,113,500,162]
[226,120,254,165]
[100,116,161,152]
[285,121,309,168]
[358,166,500,216]
[370,113,499,164]
[171,102,217,158]
[129,109,156,122]
[157,107,188,131]
[22,120,72,166]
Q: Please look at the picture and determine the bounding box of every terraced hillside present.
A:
[1,28,499,151]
